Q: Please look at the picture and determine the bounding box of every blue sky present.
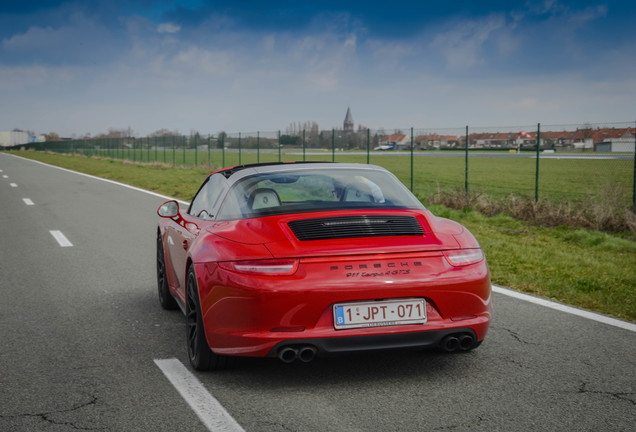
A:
[1,0,634,137]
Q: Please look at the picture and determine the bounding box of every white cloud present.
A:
[261,34,276,52]
[568,5,608,25]
[0,65,78,91]
[301,71,339,92]
[369,39,415,62]
[157,22,181,34]
[430,14,507,68]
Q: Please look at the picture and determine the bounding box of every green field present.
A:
[62,146,635,208]
[4,150,635,322]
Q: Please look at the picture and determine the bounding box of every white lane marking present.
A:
[5,154,633,330]
[2,174,7,178]
[23,198,34,206]
[50,230,73,247]
[154,359,245,432]
[10,182,17,187]
[492,285,636,332]
[4,154,189,205]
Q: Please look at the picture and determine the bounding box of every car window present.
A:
[215,168,424,221]
[189,173,227,219]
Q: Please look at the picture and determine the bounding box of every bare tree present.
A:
[44,132,61,141]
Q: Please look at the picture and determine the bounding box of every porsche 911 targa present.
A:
[156,162,491,370]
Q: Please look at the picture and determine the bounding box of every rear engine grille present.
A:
[288,215,424,241]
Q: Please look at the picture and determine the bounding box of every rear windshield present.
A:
[216,168,424,220]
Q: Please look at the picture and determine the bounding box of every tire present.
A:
[157,233,178,310]
[185,265,235,371]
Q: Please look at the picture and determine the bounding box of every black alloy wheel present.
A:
[157,234,178,310]
[185,265,234,371]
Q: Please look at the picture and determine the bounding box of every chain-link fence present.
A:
[12,121,636,217]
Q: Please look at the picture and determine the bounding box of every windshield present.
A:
[216,168,424,220]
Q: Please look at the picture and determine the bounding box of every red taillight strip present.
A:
[218,259,299,276]
[443,249,484,266]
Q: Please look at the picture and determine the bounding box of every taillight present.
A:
[443,249,484,266]
[218,259,299,276]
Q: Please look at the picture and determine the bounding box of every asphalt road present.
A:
[1,152,634,432]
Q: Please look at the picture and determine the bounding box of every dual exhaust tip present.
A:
[277,346,318,363]
[440,333,476,352]
[277,334,476,363]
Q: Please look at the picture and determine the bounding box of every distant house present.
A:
[593,128,635,152]
[540,127,634,152]
[376,134,411,150]
[540,130,593,149]
[456,132,529,148]
[416,134,459,148]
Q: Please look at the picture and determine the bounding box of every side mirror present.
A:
[157,200,179,218]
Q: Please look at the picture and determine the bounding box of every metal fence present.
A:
[13,121,636,213]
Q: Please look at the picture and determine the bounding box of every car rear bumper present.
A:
[208,312,490,357]
[194,254,492,358]
[267,327,479,358]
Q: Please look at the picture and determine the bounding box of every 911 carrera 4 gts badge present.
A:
[330,261,422,278]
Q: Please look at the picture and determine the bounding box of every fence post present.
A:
[207,134,211,168]
[332,129,335,162]
[278,130,281,162]
[633,120,636,212]
[221,134,225,167]
[367,128,370,165]
[303,129,306,161]
[194,134,198,167]
[257,131,260,163]
[465,126,469,193]
[410,127,414,192]
[238,132,242,165]
[535,123,541,202]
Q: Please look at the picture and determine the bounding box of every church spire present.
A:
[343,107,354,133]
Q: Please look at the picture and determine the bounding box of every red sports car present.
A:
[156,162,491,370]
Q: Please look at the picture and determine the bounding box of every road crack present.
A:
[493,325,534,345]
[0,395,104,430]
[433,415,486,430]
[578,382,636,406]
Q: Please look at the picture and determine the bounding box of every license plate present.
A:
[333,299,426,330]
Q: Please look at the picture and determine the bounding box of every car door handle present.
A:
[182,240,189,250]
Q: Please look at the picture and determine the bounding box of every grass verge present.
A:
[5,150,635,322]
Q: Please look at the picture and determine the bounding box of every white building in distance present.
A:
[0,130,43,147]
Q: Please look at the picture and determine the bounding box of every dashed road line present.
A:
[154,359,245,432]
[23,198,35,206]
[10,182,17,187]
[50,230,73,247]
